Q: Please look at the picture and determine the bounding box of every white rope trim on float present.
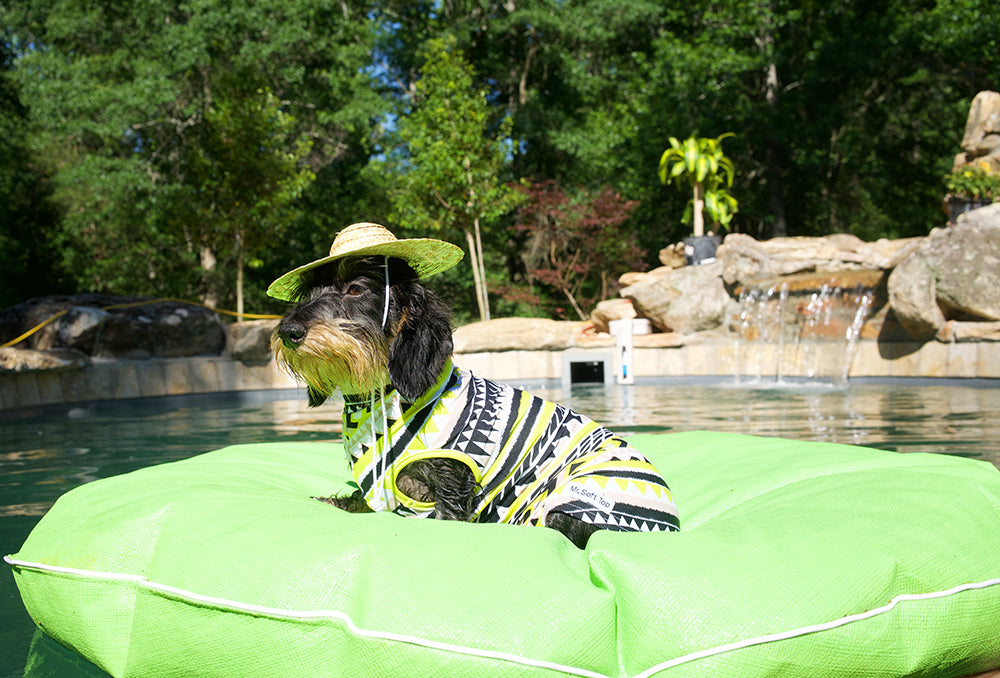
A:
[3,556,609,678]
[6,555,1000,678]
[632,576,1000,678]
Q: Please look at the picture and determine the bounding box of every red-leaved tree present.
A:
[508,181,646,320]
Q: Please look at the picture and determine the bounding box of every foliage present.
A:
[946,163,1000,201]
[0,40,63,307]
[174,84,315,312]
[1,0,381,311]
[386,35,524,321]
[508,181,644,320]
[658,133,738,237]
[2,0,1000,321]
[703,188,739,229]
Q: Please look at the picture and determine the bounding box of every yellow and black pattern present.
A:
[342,360,680,533]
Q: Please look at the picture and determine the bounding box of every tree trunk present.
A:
[562,286,586,321]
[236,246,244,321]
[465,229,488,322]
[692,182,705,237]
[199,246,219,309]
[473,215,490,321]
[764,58,787,238]
[465,157,490,322]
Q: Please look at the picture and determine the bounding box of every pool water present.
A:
[2,379,1000,677]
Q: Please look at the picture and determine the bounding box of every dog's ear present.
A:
[307,386,329,408]
[388,283,453,401]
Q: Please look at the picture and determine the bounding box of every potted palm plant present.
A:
[658,133,738,265]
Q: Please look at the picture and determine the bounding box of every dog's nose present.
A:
[277,320,307,348]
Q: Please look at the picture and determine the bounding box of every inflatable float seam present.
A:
[7,555,1000,678]
[632,576,1000,677]
[3,556,610,678]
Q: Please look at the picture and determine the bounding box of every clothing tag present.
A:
[565,482,614,512]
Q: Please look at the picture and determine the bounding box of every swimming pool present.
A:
[3,378,1000,676]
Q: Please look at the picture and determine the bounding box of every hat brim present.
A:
[267,239,464,301]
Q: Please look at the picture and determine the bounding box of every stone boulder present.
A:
[717,234,772,285]
[618,266,674,288]
[0,295,226,358]
[934,206,1000,320]
[657,242,687,268]
[618,232,917,291]
[957,90,1000,173]
[887,255,946,340]
[226,319,279,361]
[33,306,112,355]
[453,317,585,352]
[589,298,636,334]
[937,320,1000,343]
[717,233,920,286]
[0,347,89,373]
[0,294,133,351]
[620,262,735,334]
[888,204,1000,339]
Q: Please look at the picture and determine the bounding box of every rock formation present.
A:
[452,317,584,352]
[620,262,735,334]
[226,319,279,361]
[955,90,1000,174]
[888,204,1000,340]
[0,295,228,371]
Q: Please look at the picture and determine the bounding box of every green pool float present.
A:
[7,431,1000,677]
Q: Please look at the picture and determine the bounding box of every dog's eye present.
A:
[345,283,365,296]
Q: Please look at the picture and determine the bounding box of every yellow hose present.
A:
[1,298,281,349]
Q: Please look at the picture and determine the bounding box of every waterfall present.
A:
[735,274,878,386]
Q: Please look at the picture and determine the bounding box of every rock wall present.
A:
[590,204,1000,345]
[0,296,277,373]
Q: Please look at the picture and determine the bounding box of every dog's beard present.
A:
[271,320,390,397]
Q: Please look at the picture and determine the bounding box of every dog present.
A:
[268,223,679,548]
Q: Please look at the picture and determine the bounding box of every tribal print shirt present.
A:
[342,360,680,534]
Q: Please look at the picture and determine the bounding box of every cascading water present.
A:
[734,273,879,386]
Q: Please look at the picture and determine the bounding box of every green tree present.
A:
[2,0,381,310]
[0,39,63,307]
[3,0,999,320]
[403,0,998,245]
[637,0,999,240]
[173,84,314,316]
[387,36,523,322]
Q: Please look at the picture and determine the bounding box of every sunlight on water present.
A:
[529,380,1000,462]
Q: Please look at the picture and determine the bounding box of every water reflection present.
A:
[523,380,1000,463]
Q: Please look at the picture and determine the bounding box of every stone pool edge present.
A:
[3,339,999,411]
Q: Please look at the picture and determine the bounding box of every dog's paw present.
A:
[312,490,373,513]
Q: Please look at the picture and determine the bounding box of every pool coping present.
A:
[2,338,999,411]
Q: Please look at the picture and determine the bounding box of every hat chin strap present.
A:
[376,255,392,508]
[380,256,390,331]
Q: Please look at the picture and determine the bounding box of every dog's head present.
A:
[271,256,453,406]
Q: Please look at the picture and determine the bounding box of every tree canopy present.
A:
[386,36,524,322]
[2,0,997,318]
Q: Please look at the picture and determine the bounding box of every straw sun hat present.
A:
[267,222,464,301]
